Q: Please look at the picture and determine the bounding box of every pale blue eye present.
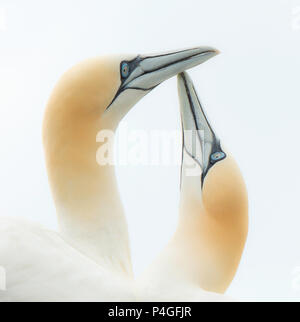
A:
[211,151,226,162]
[121,62,130,78]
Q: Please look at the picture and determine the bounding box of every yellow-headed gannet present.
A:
[0,48,218,301]
[137,72,248,302]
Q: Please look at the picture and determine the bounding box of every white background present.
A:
[0,0,299,301]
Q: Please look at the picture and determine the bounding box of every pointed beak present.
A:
[123,47,219,90]
[177,71,226,184]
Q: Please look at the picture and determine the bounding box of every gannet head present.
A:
[177,71,248,293]
[178,71,248,215]
[45,48,219,131]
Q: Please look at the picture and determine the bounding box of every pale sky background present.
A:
[0,0,299,301]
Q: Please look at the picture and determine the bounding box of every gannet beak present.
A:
[123,47,219,90]
[177,71,226,185]
[107,47,219,111]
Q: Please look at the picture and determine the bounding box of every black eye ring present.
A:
[121,62,130,78]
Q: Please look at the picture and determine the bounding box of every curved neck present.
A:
[43,104,132,276]
[139,154,248,294]
[174,193,247,293]
[172,155,248,293]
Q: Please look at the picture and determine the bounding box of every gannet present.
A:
[0,48,218,302]
[137,72,248,302]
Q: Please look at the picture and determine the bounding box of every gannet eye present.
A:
[121,62,130,78]
[210,151,226,163]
